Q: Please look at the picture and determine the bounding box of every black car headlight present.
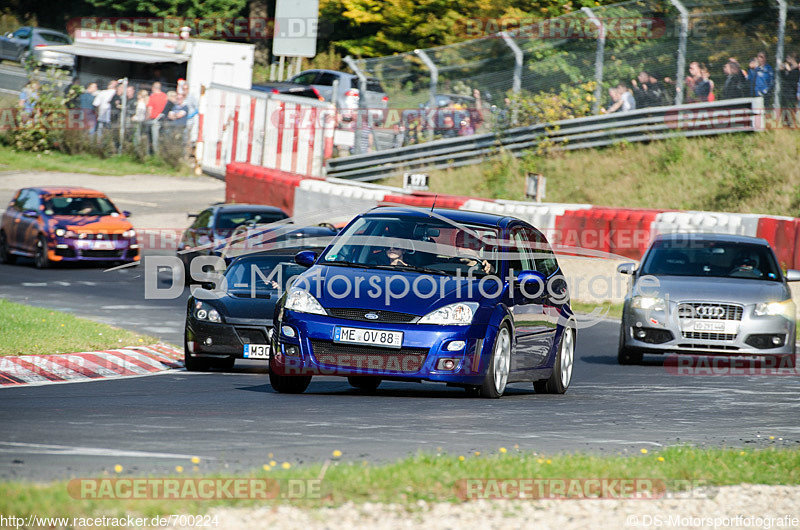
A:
[193,301,222,323]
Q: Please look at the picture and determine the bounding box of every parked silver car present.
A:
[0,26,74,68]
[617,233,799,366]
[288,69,388,115]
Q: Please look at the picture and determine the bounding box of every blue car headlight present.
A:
[285,289,326,316]
[418,302,479,326]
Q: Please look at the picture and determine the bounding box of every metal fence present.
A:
[345,0,800,153]
[325,97,766,181]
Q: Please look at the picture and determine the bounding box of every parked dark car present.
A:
[0,27,74,68]
[0,187,138,268]
[184,248,325,371]
[177,204,289,283]
[287,69,388,115]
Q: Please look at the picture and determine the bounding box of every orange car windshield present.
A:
[44,196,118,216]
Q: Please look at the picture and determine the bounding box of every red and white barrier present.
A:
[224,163,800,267]
[199,85,335,178]
[0,344,183,387]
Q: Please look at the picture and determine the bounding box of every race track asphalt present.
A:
[1,256,799,480]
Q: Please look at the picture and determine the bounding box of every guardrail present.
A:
[325,97,765,182]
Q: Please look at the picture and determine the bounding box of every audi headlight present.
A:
[285,289,326,315]
[194,301,222,323]
[418,302,479,326]
[754,300,795,318]
[631,296,666,311]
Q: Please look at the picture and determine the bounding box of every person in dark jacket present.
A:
[721,61,749,100]
[779,53,799,109]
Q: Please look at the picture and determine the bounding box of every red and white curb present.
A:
[0,344,183,387]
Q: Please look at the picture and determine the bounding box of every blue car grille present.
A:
[325,308,418,323]
[310,340,428,373]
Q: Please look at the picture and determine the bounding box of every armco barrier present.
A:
[226,163,316,216]
[224,163,800,265]
[757,217,798,270]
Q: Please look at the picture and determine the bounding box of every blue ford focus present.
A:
[270,207,576,398]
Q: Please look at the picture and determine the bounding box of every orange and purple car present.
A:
[0,187,139,268]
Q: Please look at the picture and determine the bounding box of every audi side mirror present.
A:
[785,269,800,282]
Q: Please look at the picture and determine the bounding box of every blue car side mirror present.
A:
[517,270,547,300]
[295,250,318,267]
[22,210,38,218]
[122,210,132,217]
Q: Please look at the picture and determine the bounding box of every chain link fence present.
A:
[348,0,800,153]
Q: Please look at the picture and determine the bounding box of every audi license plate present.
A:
[243,343,270,359]
[334,327,403,349]
[680,321,738,333]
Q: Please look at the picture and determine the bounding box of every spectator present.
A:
[631,71,651,108]
[167,93,189,127]
[700,64,715,101]
[749,51,774,99]
[18,81,39,114]
[779,53,799,109]
[440,114,458,138]
[458,116,474,136]
[131,89,149,145]
[109,83,124,125]
[93,80,117,135]
[646,73,669,106]
[606,83,636,113]
[78,82,98,133]
[721,60,748,100]
[162,91,178,120]
[688,62,711,102]
[147,82,168,154]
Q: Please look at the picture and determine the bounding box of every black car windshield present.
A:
[216,211,287,231]
[225,255,306,291]
[320,215,500,276]
[44,196,118,216]
[639,240,782,281]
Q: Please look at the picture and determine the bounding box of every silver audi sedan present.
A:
[617,233,799,366]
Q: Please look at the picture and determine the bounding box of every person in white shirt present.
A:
[605,82,637,113]
[92,80,118,135]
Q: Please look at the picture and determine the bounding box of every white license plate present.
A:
[92,240,114,250]
[243,343,270,359]
[334,327,403,349]
[680,320,739,334]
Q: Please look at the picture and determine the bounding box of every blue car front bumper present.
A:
[274,310,498,384]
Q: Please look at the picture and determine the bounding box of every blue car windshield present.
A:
[44,196,118,216]
[216,211,287,231]
[320,215,500,276]
[639,241,782,281]
[225,255,307,291]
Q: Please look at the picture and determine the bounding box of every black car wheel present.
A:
[534,328,574,394]
[478,324,511,399]
[617,322,643,365]
[347,376,381,392]
[0,231,15,264]
[34,235,50,269]
[269,354,312,393]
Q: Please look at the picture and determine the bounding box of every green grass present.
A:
[0,298,155,355]
[0,447,797,520]
[0,145,189,177]
[570,301,623,319]
[380,129,800,217]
